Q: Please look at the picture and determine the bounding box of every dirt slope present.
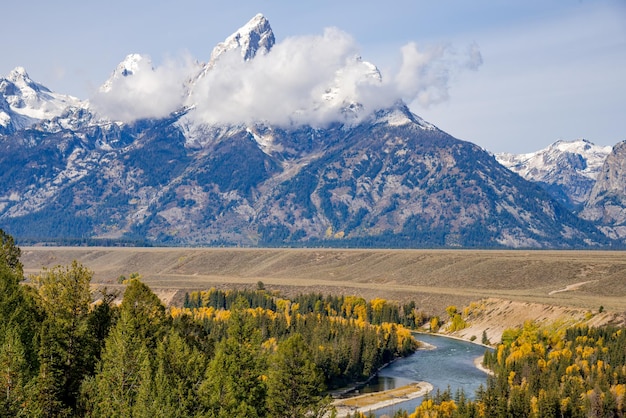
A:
[444,298,625,345]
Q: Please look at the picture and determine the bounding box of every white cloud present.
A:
[394,42,483,109]
[90,27,482,126]
[90,54,196,122]
[189,28,482,128]
[190,28,372,127]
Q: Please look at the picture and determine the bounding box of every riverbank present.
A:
[445,298,625,346]
[473,356,494,376]
[333,382,433,417]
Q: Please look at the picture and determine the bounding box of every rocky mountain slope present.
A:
[0,15,617,249]
[580,140,626,240]
[496,139,612,211]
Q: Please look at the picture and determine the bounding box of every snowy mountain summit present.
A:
[0,66,83,133]
[209,13,275,66]
[99,53,152,93]
[496,139,612,210]
[581,140,626,240]
[191,14,276,97]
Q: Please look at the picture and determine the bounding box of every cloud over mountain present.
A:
[90,15,482,127]
[90,54,197,122]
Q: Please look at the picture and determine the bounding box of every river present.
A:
[358,333,493,416]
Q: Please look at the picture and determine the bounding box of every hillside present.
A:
[581,140,626,240]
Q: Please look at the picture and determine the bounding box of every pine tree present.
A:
[198,297,267,418]
[31,324,71,418]
[119,279,166,348]
[0,260,41,375]
[0,325,29,417]
[33,261,94,411]
[267,333,331,418]
[0,229,23,278]
[87,310,151,417]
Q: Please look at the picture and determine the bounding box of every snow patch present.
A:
[247,128,282,155]
[382,110,412,127]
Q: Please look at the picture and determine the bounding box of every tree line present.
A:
[184,288,429,328]
[0,229,419,417]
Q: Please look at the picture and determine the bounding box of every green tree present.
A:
[132,356,165,418]
[31,322,72,418]
[0,256,41,372]
[198,298,267,418]
[120,279,166,348]
[0,325,29,417]
[86,288,119,362]
[85,310,151,417]
[133,329,206,418]
[33,261,94,410]
[267,333,331,418]
[0,228,23,277]
[0,231,42,415]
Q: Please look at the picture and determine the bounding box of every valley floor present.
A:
[20,247,626,320]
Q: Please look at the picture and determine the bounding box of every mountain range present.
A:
[0,14,624,249]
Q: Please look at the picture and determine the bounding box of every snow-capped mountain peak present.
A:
[208,13,275,67]
[183,14,275,101]
[497,139,612,181]
[99,53,152,93]
[7,66,41,89]
[0,66,83,131]
[496,139,612,209]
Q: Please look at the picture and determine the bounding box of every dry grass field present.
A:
[20,247,626,318]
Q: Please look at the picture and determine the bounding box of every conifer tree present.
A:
[32,261,94,411]
[0,257,41,373]
[119,279,167,348]
[0,229,23,278]
[0,325,29,416]
[267,333,330,418]
[198,297,267,418]
[86,310,151,417]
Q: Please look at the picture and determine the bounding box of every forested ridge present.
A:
[0,230,417,417]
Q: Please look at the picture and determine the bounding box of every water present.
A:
[365,333,492,416]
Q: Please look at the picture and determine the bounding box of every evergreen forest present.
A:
[0,230,417,417]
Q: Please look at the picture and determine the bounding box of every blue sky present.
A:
[2,0,625,153]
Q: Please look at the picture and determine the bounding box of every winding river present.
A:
[359,333,493,416]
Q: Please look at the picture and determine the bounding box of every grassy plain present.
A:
[20,247,626,317]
